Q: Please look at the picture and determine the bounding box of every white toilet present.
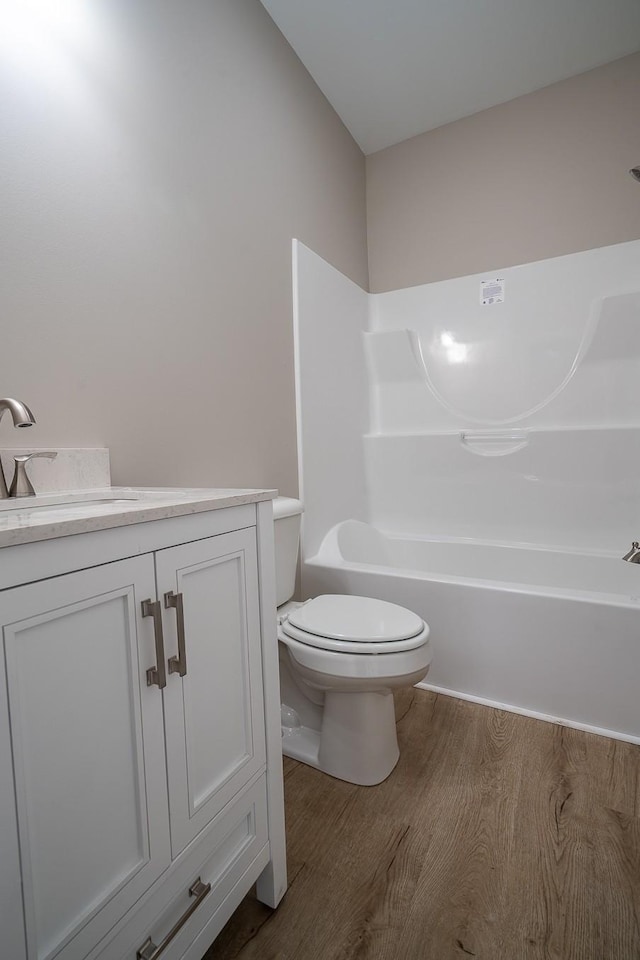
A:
[273,498,432,786]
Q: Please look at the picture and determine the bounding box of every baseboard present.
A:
[415,681,640,745]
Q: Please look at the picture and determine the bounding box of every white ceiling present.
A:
[259,0,640,154]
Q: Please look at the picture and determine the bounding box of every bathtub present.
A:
[304,520,640,742]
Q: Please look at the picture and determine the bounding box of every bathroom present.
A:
[1,1,640,958]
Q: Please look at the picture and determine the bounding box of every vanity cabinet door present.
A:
[0,556,171,960]
[157,528,267,857]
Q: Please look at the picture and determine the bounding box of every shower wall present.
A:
[293,239,640,568]
[293,241,369,560]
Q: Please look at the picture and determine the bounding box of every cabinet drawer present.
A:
[92,775,269,960]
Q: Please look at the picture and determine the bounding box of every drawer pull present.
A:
[136,878,212,960]
[141,599,167,690]
[164,590,187,677]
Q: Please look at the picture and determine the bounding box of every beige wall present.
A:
[366,53,640,292]
[0,0,367,494]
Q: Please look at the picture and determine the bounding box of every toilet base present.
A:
[282,724,321,769]
[281,689,400,786]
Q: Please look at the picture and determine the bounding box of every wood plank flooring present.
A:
[203,690,640,960]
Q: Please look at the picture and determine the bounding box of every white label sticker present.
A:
[480,277,505,306]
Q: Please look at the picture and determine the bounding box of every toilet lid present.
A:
[281,617,429,655]
[285,595,424,644]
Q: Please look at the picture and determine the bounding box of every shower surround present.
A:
[292,238,640,742]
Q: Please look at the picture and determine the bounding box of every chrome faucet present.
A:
[622,542,640,563]
[0,398,36,498]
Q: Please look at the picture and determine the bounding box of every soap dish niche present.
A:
[460,431,529,456]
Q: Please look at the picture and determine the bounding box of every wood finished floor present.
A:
[204,689,640,960]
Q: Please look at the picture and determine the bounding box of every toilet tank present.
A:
[272,497,303,606]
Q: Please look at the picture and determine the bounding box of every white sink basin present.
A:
[0,487,210,513]
[0,492,140,512]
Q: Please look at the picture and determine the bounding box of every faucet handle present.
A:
[9,451,58,498]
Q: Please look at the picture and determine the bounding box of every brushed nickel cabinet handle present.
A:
[164,590,187,678]
[136,878,211,959]
[141,599,167,690]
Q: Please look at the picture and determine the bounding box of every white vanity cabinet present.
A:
[0,496,285,960]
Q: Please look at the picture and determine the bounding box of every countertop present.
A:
[0,487,277,548]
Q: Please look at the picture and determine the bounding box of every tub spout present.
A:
[622,542,640,563]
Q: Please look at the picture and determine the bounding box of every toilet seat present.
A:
[281,594,429,654]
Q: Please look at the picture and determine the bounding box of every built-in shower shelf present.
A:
[460,431,529,456]
[364,424,640,438]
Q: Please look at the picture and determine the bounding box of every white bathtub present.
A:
[304,521,640,742]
